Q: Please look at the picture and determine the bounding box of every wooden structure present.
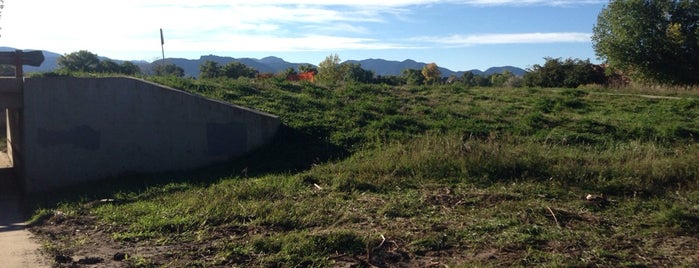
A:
[0,50,44,78]
[0,50,44,109]
[0,50,44,187]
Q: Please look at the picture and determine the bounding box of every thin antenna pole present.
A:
[160,28,165,63]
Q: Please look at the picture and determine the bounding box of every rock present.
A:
[585,193,606,202]
[54,255,72,263]
[113,252,129,261]
[77,256,104,264]
[51,211,67,224]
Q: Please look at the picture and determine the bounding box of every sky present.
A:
[1,0,608,72]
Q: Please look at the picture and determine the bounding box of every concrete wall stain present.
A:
[37,125,101,150]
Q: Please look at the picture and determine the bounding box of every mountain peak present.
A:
[260,56,284,62]
[347,58,525,77]
[7,47,526,78]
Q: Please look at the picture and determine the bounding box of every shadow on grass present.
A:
[25,124,349,210]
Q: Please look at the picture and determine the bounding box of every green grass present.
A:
[29,77,699,267]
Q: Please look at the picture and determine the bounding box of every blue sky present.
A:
[2,0,607,71]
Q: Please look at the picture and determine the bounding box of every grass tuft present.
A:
[28,78,699,267]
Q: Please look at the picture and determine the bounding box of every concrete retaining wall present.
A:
[20,77,280,192]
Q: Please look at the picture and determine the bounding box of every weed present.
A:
[653,204,699,233]
[29,78,699,267]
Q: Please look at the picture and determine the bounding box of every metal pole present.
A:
[160,28,165,63]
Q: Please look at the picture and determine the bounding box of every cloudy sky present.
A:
[2,0,607,71]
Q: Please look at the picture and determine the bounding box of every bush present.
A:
[524,58,606,88]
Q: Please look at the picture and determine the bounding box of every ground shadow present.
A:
[0,167,27,232]
[24,124,349,210]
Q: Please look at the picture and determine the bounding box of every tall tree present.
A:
[342,63,374,83]
[421,63,441,85]
[223,62,258,79]
[462,71,476,87]
[199,60,222,79]
[119,61,141,75]
[58,50,100,72]
[524,58,606,88]
[316,53,344,85]
[402,69,425,85]
[490,70,515,87]
[153,63,184,77]
[96,60,122,73]
[593,0,699,84]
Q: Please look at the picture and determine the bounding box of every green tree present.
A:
[153,63,184,77]
[592,0,699,84]
[460,72,490,87]
[57,50,140,75]
[402,69,425,85]
[223,62,258,79]
[316,53,344,85]
[119,61,141,75]
[524,58,606,88]
[97,59,120,73]
[489,71,515,87]
[298,64,318,74]
[421,63,441,85]
[374,75,403,86]
[58,50,100,72]
[199,60,222,79]
[278,67,297,79]
[474,75,490,87]
[342,63,374,83]
[462,71,476,87]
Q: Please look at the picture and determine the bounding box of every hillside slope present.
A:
[28,78,699,267]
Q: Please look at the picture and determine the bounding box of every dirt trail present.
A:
[0,152,51,268]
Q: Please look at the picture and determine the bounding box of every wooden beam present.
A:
[0,50,44,67]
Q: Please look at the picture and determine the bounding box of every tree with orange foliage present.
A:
[421,63,441,85]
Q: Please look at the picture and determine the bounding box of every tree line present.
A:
[48,50,613,88]
[55,50,141,75]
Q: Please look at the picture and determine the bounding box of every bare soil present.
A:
[30,214,473,267]
[29,203,699,267]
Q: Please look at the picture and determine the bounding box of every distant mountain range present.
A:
[1,47,527,78]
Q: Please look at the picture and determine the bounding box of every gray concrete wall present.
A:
[21,77,280,192]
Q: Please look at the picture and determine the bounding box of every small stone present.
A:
[54,255,72,263]
[51,211,67,224]
[113,252,129,261]
[77,256,104,264]
[585,193,607,202]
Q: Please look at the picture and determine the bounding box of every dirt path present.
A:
[0,152,51,268]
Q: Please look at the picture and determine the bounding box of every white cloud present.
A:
[133,0,604,7]
[170,34,416,52]
[0,0,601,61]
[458,0,606,6]
[418,32,593,46]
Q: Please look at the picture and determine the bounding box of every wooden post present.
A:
[0,50,44,78]
[14,50,22,78]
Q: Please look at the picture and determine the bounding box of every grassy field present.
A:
[29,77,699,267]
